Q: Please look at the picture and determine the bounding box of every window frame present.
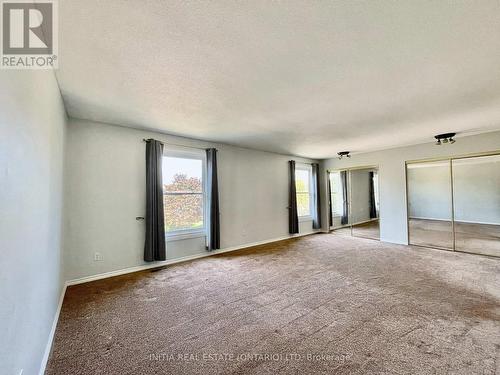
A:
[295,164,313,221]
[162,148,207,240]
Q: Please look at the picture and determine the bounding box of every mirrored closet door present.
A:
[452,154,500,257]
[328,167,380,240]
[328,170,351,236]
[406,153,500,257]
[350,168,380,240]
[406,160,453,250]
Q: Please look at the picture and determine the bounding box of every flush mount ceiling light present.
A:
[434,133,456,145]
[337,151,351,160]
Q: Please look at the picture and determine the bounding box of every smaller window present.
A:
[295,167,312,217]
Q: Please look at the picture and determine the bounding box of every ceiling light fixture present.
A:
[337,151,351,160]
[434,133,456,146]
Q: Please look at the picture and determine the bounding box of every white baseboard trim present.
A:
[66,231,319,287]
[39,282,67,375]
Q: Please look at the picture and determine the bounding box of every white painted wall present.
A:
[64,119,317,281]
[0,71,67,375]
[322,131,500,244]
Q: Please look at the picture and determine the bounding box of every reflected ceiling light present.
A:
[337,151,351,160]
[434,133,456,145]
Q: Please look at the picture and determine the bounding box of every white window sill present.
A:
[299,215,313,222]
[166,230,206,242]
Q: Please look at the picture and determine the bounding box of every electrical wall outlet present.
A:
[94,252,103,261]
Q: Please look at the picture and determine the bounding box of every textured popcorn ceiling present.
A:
[56,1,500,158]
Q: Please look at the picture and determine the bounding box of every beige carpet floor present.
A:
[46,234,500,374]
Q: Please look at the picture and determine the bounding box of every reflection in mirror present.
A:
[407,161,453,250]
[328,171,351,235]
[452,155,500,257]
[350,168,380,240]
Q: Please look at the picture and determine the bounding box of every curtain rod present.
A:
[142,138,217,151]
[293,160,319,166]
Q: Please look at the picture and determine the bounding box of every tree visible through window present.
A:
[295,168,311,217]
[162,156,204,233]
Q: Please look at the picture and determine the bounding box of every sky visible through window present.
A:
[162,157,202,184]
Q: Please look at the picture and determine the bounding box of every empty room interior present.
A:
[2,1,500,374]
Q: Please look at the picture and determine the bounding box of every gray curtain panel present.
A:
[311,163,321,229]
[340,170,349,225]
[327,172,333,227]
[206,148,220,251]
[288,160,299,234]
[369,171,377,219]
[144,139,166,262]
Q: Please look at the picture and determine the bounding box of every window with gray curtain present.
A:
[327,172,333,227]
[206,148,220,251]
[369,171,377,219]
[144,139,166,262]
[288,160,299,234]
[340,170,349,225]
[311,163,321,229]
